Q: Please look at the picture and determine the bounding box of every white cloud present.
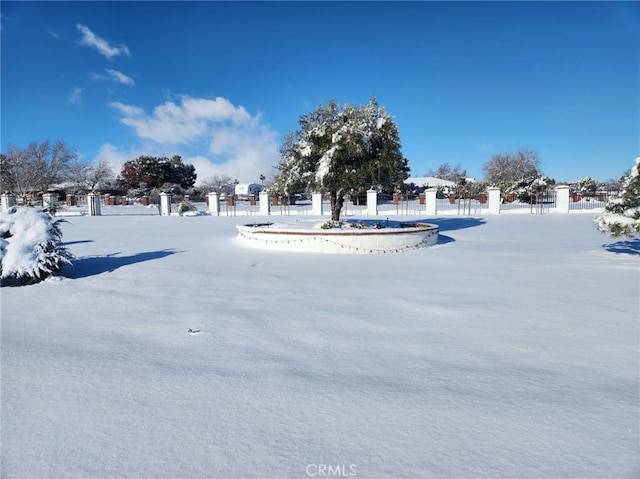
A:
[106,69,134,86]
[109,95,256,144]
[76,24,131,60]
[68,87,83,106]
[107,95,280,183]
[110,101,145,117]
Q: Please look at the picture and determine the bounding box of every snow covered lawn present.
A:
[2,214,638,478]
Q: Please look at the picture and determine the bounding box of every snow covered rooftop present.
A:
[405,176,456,187]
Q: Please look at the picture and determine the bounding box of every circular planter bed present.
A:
[236,219,439,254]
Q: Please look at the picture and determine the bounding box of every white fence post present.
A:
[259,191,270,216]
[554,185,570,214]
[488,187,501,215]
[1,193,15,212]
[425,188,437,216]
[366,188,378,216]
[42,192,58,209]
[160,192,172,216]
[312,192,324,216]
[207,192,219,216]
[87,193,101,216]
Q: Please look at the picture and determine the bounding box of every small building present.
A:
[234,183,262,199]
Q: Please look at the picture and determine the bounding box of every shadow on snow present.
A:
[63,240,94,246]
[603,239,640,256]
[414,217,486,233]
[436,234,455,245]
[63,249,180,279]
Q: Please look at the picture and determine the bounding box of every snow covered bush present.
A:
[572,176,597,194]
[0,207,74,286]
[506,175,554,203]
[177,199,199,216]
[594,156,640,238]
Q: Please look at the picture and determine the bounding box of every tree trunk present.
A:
[330,190,344,221]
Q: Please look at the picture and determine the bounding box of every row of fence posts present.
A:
[1,185,575,216]
[202,187,528,216]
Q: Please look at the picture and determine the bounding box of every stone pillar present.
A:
[159,192,172,216]
[87,193,101,216]
[425,188,437,216]
[259,191,270,215]
[366,188,378,216]
[42,192,58,209]
[312,192,323,216]
[1,193,15,212]
[554,185,570,214]
[488,187,501,215]
[207,192,219,216]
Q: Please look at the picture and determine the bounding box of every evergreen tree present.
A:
[118,155,196,192]
[274,98,409,221]
[0,207,74,286]
[594,156,640,238]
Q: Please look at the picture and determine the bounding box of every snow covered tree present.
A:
[572,176,598,195]
[594,156,640,238]
[0,207,74,286]
[274,98,409,221]
[507,175,555,203]
[483,148,542,191]
[65,158,116,193]
[425,163,467,182]
[1,140,78,200]
[199,173,234,194]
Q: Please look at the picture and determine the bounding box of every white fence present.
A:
[0,186,611,217]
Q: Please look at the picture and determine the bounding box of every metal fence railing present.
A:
[500,190,557,214]
[568,192,614,211]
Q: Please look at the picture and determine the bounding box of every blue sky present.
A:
[2,1,638,184]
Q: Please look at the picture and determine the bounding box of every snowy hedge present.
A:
[0,207,74,286]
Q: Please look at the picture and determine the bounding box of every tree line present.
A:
[0,141,198,202]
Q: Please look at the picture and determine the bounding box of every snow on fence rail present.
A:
[0,186,611,217]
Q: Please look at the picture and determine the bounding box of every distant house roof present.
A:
[405,176,455,187]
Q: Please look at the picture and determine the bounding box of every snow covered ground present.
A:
[2,213,638,478]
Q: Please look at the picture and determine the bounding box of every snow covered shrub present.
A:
[320,220,344,229]
[572,176,597,195]
[177,199,199,216]
[0,207,74,286]
[594,156,640,238]
[507,175,554,203]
